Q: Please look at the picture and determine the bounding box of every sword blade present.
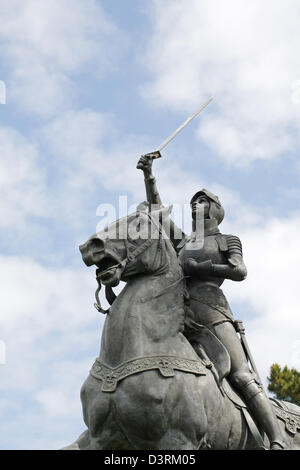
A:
[153,96,214,158]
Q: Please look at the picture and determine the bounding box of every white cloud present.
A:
[0,0,125,116]
[41,109,154,200]
[0,110,155,239]
[0,126,47,228]
[143,0,300,164]
[0,255,102,388]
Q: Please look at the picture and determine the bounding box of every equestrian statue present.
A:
[63,149,300,450]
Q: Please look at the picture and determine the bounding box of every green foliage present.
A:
[267,364,300,406]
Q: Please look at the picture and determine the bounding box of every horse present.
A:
[63,207,300,450]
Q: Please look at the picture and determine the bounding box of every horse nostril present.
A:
[79,238,105,256]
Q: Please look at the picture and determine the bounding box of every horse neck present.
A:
[99,238,187,366]
[125,237,183,312]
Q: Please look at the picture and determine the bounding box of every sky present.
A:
[0,0,300,450]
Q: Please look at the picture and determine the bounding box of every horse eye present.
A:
[90,238,105,250]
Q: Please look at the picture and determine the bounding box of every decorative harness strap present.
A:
[90,355,208,392]
[270,398,300,435]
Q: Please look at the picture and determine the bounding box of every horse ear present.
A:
[136,201,149,212]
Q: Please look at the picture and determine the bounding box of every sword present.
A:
[138,96,214,164]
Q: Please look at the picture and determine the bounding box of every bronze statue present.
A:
[136,153,286,450]
[62,164,300,449]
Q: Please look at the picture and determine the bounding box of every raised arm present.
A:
[136,153,162,207]
[136,153,189,252]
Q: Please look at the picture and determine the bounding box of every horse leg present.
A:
[158,374,208,450]
[79,375,137,450]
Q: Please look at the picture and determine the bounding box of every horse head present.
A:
[79,205,176,287]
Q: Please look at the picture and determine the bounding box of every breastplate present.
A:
[179,235,228,283]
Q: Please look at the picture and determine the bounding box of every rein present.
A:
[94,280,114,315]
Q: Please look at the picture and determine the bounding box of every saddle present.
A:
[183,317,231,385]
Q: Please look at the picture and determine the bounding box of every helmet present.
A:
[190,188,224,225]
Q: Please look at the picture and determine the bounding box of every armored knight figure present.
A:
[137,153,285,450]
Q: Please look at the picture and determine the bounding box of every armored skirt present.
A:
[185,282,235,330]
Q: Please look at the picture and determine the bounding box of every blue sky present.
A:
[1,0,300,449]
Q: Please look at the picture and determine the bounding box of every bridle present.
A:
[94,221,162,314]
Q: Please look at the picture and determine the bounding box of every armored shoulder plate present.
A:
[225,234,243,267]
[226,235,243,256]
[216,234,243,265]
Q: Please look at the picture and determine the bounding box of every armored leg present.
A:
[213,321,285,449]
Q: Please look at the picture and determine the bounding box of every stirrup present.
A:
[270,440,285,450]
